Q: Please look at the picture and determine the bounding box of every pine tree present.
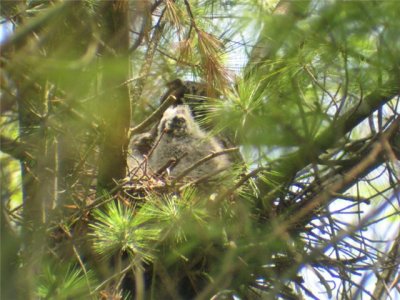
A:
[1,1,399,299]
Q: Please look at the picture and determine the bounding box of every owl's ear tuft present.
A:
[160,79,187,106]
[166,78,184,89]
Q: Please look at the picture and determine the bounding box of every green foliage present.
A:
[36,263,96,300]
[1,0,400,299]
[139,188,209,245]
[90,199,160,262]
[90,188,215,264]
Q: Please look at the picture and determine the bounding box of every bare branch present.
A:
[129,94,177,136]
[131,8,166,102]
[259,80,399,202]
[212,166,269,203]
[172,147,239,183]
[0,2,69,52]
[373,229,400,299]
[279,116,399,234]
[0,135,32,161]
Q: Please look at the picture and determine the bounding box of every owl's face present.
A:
[159,105,192,138]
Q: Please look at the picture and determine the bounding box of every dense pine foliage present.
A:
[1,1,399,299]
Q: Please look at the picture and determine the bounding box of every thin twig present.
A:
[156,152,188,177]
[60,225,94,295]
[131,8,166,101]
[183,0,198,31]
[213,166,269,203]
[258,78,399,203]
[91,263,134,294]
[281,116,400,234]
[130,130,166,180]
[303,65,335,103]
[129,95,177,137]
[178,165,231,191]
[172,147,239,184]
[0,135,32,161]
[134,129,168,180]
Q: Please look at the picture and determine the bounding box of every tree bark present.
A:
[96,0,131,191]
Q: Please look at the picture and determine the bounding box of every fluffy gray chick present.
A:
[149,105,230,180]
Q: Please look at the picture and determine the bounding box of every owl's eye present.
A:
[172,116,186,128]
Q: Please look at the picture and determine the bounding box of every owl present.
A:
[148,105,230,180]
[128,79,214,160]
[128,79,240,179]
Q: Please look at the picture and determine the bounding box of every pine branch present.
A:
[372,229,400,299]
[277,116,399,234]
[212,165,268,204]
[258,79,399,204]
[0,2,69,52]
[130,0,168,52]
[131,8,166,102]
[129,94,177,136]
[0,135,32,161]
[246,0,309,74]
[172,147,239,184]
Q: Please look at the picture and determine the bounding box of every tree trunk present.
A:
[97,0,131,191]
